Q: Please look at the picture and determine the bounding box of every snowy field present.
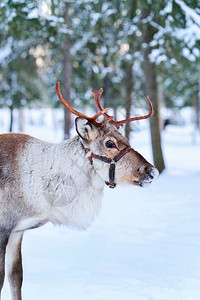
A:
[1,109,200,300]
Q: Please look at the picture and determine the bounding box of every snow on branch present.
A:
[175,0,200,26]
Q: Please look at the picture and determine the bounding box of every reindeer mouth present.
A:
[133,179,152,187]
[133,167,159,187]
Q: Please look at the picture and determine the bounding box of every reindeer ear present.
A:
[75,117,99,141]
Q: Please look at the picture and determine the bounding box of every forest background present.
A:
[0,0,200,173]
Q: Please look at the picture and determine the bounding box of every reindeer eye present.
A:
[105,140,116,148]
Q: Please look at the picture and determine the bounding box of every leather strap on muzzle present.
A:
[83,145,132,188]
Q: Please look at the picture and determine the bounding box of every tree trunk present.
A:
[157,77,164,131]
[103,75,110,109]
[18,107,24,132]
[142,10,165,173]
[9,107,14,132]
[144,58,165,173]
[63,2,72,140]
[125,63,133,141]
[195,82,200,130]
[124,1,136,141]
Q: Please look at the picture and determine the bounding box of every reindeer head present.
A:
[56,82,158,188]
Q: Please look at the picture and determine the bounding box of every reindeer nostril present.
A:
[138,166,152,176]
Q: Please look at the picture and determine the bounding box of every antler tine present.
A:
[92,88,111,119]
[56,82,152,129]
[92,88,153,128]
[56,82,112,126]
[112,96,153,128]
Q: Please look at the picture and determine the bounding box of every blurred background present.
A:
[0,0,200,174]
[1,1,200,299]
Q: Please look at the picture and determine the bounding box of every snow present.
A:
[149,50,168,64]
[173,0,200,51]
[1,109,200,300]
[90,12,101,26]
[0,37,12,64]
[176,0,200,27]
[27,8,39,19]
[147,1,200,63]
[160,1,173,15]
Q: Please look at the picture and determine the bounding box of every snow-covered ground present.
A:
[1,109,200,300]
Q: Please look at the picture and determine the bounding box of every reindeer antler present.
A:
[56,82,153,129]
[92,88,153,128]
[56,82,113,126]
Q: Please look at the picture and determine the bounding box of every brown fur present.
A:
[0,134,36,230]
[0,121,157,299]
[86,123,154,185]
[118,149,153,184]
[0,134,32,187]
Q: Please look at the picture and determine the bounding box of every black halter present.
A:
[83,145,132,188]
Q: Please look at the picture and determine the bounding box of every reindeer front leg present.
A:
[0,229,9,300]
[6,231,24,300]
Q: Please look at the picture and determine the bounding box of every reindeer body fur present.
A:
[0,119,158,300]
[0,132,107,300]
[0,134,105,233]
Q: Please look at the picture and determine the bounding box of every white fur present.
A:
[6,231,24,300]
[0,118,159,300]
[17,136,105,230]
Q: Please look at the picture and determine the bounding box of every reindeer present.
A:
[0,82,158,300]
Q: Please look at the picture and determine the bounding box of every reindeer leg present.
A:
[0,228,9,300]
[6,231,24,300]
